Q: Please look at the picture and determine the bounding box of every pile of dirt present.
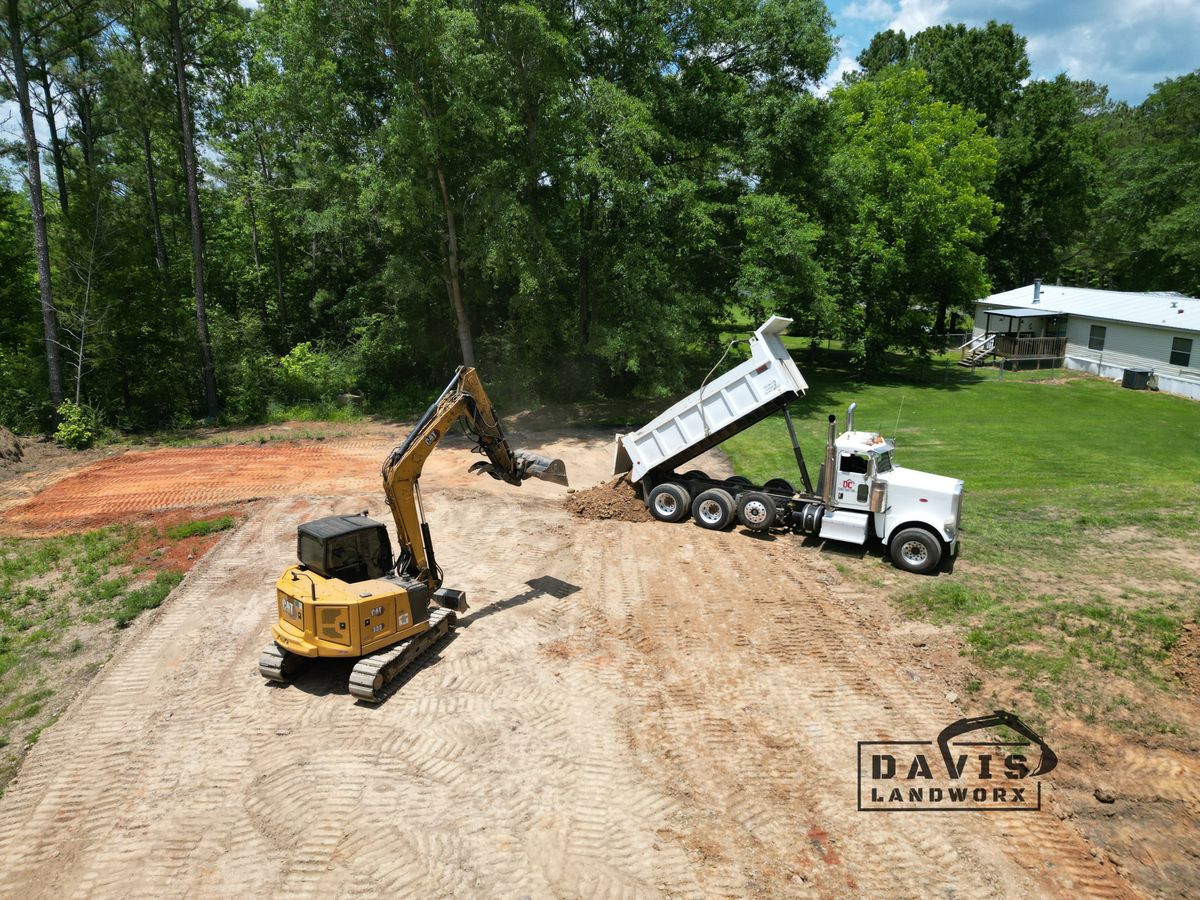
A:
[564,473,652,522]
[0,426,21,465]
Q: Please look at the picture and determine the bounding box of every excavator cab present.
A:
[296,515,393,583]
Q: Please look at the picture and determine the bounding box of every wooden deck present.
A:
[960,334,1067,367]
[993,335,1067,360]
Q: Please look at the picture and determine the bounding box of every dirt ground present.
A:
[0,425,1180,897]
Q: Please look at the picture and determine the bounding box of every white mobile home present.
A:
[966,283,1200,400]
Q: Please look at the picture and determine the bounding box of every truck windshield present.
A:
[874,451,894,474]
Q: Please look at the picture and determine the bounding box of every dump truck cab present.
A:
[828,428,963,559]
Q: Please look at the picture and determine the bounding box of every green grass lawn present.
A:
[0,515,237,792]
[722,344,1200,733]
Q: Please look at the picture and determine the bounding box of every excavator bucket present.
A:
[516,450,569,487]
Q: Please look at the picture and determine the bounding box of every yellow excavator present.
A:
[258,366,568,701]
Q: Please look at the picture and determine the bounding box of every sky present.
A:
[822,0,1200,102]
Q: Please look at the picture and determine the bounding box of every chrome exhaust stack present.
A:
[846,402,856,432]
[822,414,837,505]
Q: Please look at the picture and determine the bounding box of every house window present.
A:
[1170,337,1193,367]
[1088,325,1106,351]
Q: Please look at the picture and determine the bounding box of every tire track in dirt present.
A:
[0,442,387,534]
[558,519,1132,898]
[0,436,1127,898]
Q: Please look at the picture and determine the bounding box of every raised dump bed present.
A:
[613,316,808,483]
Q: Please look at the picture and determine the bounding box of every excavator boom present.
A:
[381,366,568,593]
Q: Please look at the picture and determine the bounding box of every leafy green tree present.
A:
[987,75,1102,289]
[856,22,1029,132]
[0,176,45,430]
[826,67,998,367]
[1100,71,1200,294]
[909,22,1028,131]
[0,178,36,348]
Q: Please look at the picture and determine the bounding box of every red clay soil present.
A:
[0,441,384,536]
[123,508,247,575]
[564,473,652,522]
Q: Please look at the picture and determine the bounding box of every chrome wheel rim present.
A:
[698,499,723,525]
[653,493,678,517]
[900,540,929,565]
[743,500,769,526]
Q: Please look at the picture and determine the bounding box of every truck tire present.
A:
[763,478,795,496]
[691,488,735,530]
[889,528,943,574]
[736,491,777,531]
[647,483,690,523]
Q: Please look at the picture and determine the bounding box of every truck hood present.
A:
[878,466,962,496]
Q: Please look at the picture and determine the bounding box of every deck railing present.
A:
[993,335,1067,360]
[959,333,995,363]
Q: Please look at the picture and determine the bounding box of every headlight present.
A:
[944,520,957,538]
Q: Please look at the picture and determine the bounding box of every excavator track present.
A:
[348,607,456,702]
[258,641,305,683]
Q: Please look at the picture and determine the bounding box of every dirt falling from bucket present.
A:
[564,473,652,523]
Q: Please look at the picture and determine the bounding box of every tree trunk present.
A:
[578,190,595,343]
[141,125,169,283]
[169,0,219,418]
[255,140,287,335]
[7,0,64,408]
[934,298,948,335]
[244,182,262,320]
[435,165,475,367]
[36,57,69,218]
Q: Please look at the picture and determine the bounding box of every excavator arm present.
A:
[381,366,567,594]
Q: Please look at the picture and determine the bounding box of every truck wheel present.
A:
[890,528,943,574]
[691,488,735,530]
[763,478,795,496]
[647,483,690,522]
[736,491,777,531]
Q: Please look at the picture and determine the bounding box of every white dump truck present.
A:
[613,316,964,573]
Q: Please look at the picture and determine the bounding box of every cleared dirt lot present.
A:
[0,432,1132,898]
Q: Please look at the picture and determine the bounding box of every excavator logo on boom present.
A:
[259,367,568,702]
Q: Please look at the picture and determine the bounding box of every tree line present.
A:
[1,1,1197,433]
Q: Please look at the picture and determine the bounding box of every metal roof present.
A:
[977,284,1200,332]
[983,308,1061,319]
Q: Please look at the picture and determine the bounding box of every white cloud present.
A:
[888,0,951,35]
[843,0,897,20]
[817,53,862,96]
